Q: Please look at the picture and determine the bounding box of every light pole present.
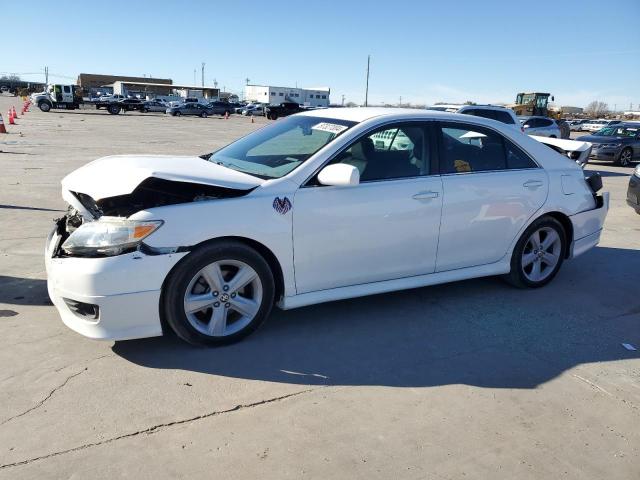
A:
[364,55,370,107]
[201,62,205,87]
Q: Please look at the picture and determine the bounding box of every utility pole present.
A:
[193,69,196,85]
[213,78,218,89]
[44,66,49,85]
[201,62,205,87]
[399,96,402,107]
[364,55,370,107]
[245,77,250,85]
[341,94,345,106]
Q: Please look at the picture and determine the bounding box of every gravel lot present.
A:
[0,95,638,479]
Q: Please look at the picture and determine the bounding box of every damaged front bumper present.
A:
[46,224,187,340]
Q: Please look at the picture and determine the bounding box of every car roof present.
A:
[297,107,508,123]
[518,115,543,120]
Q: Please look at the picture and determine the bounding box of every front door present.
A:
[293,122,443,294]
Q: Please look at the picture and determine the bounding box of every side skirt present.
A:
[279,260,511,310]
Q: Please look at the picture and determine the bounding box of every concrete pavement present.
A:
[0,95,638,479]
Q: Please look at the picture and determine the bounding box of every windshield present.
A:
[594,126,638,137]
[204,115,357,179]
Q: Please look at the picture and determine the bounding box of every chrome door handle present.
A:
[523,180,544,189]
[412,191,439,200]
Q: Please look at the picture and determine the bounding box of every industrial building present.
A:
[77,73,172,90]
[244,84,330,107]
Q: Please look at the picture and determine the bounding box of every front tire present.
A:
[175,111,181,117]
[163,241,275,346]
[618,147,633,167]
[504,216,566,289]
[201,112,208,118]
[38,101,51,112]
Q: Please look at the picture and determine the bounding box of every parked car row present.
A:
[577,123,640,167]
[166,101,234,117]
[566,118,623,132]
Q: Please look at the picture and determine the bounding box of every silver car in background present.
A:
[519,116,562,138]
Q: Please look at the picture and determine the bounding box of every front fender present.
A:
[131,189,296,297]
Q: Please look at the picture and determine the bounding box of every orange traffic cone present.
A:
[8,110,15,125]
[11,106,18,119]
[0,114,6,133]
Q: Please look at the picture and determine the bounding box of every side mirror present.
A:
[317,164,360,187]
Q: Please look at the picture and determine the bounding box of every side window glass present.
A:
[495,111,515,124]
[440,124,506,173]
[331,124,430,182]
[475,110,494,120]
[505,140,537,169]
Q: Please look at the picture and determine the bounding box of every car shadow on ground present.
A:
[112,245,639,389]
[0,276,51,306]
[0,204,65,212]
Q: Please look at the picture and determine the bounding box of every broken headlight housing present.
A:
[61,218,163,256]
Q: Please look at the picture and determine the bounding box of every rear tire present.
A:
[618,147,633,167]
[504,216,566,289]
[163,241,275,346]
[201,112,208,118]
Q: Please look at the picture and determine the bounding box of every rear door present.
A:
[435,121,548,271]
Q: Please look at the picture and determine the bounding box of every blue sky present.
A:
[2,0,639,108]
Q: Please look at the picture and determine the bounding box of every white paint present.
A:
[47,109,610,341]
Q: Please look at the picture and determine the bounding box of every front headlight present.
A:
[61,218,163,256]
[600,143,622,148]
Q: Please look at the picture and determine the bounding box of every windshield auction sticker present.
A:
[312,122,348,135]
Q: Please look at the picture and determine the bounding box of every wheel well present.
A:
[158,236,286,336]
[191,236,285,302]
[544,211,573,258]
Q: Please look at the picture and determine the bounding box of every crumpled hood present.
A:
[61,155,263,201]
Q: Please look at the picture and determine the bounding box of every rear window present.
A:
[492,110,515,124]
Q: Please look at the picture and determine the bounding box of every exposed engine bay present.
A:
[72,177,253,218]
[52,177,253,257]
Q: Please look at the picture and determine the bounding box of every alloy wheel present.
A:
[183,260,263,337]
[620,149,632,167]
[521,227,562,282]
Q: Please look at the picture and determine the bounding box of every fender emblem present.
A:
[272,196,292,215]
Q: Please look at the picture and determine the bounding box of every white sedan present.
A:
[46,108,609,345]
